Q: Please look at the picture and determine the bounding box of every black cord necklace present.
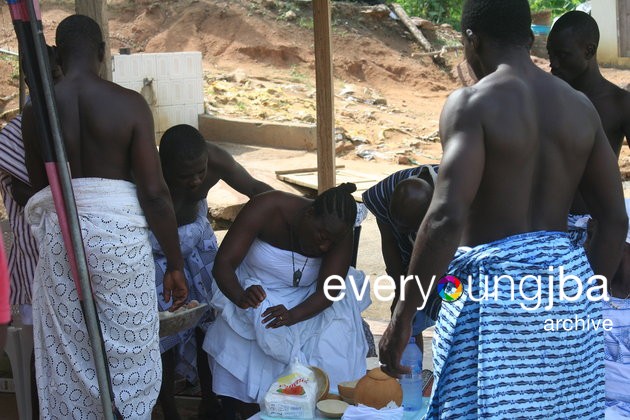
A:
[289,225,308,287]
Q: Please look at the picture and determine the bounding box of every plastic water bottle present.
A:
[400,336,423,412]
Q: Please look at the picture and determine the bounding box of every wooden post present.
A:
[313,0,335,194]
[75,0,112,81]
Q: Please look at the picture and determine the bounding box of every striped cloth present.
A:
[0,115,38,305]
[362,165,438,268]
[425,231,604,419]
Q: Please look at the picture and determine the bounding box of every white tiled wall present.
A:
[112,52,204,144]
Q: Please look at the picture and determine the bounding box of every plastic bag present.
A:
[262,359,318,419]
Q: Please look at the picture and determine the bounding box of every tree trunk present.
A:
[75,0,112,81]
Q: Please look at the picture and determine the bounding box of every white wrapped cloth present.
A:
[25,178,161,420]
[204,238,369,403]
[342,403,403,420]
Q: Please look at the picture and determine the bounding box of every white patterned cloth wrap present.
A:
[150,200,217,381]
[424,231,604,419]
[204,238,370,404]
[25,178,161,420]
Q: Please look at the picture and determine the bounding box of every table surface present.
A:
[249,398,431,420]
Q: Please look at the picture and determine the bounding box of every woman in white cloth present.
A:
[204,183,370,418]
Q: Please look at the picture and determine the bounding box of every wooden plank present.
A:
[619,0,630,57]
[276,168,381,203]
[313,0,335,193]
[76,0,112,80]
[275,165,344,176]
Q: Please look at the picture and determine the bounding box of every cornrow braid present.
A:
[312,183,358,227]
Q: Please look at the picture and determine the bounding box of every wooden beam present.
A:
[391,3,446,66]
[76,0,112,81]
[312,0,335,194]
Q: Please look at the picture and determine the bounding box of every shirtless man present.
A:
[21,15,187,419]
[379,0,626,418]
[154,124,272,420]
[159,124,272,227]
[547,11,630,245]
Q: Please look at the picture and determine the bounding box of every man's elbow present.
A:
[425,203,466,235]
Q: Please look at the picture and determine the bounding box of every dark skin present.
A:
[379,177,434,313]
[547,27,630,216]
[212,190,353,327]
[211,190,353,417]
[162,142,273,226]
[379,29,628,378]
[158,142,270,420]
[21,41,188,310]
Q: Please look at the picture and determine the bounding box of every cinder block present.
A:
[158,105,201,133]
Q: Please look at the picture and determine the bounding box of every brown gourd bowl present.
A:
[353,367,402,409]
[337,379,358,405]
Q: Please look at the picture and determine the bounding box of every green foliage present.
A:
[388,0,583,29]
[387,0,463,29]
[529,0,583,16]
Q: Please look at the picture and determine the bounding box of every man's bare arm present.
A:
[377,220,406,312]
[129,93,187,309]
[579,121,627,281]
[380,88,485,377]
[208,143,273,197]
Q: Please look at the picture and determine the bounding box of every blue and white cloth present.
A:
[150,200,217,381]
[604,298,630,419]
[424,231,604,419]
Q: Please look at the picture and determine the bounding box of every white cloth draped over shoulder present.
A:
[25,178,161,420]
[204,238,370,403]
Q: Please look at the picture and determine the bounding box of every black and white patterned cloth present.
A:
[26,178,161,420]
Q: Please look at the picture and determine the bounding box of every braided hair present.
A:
[312,183,357,227]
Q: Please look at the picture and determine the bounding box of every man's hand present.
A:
[378,317,412,378]
[262,304,293,328]
[237,285,266,309]
[163,268,188,311]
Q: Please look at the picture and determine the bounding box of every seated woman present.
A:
[203,183,370,417]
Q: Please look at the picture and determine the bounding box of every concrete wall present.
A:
[592,0,630,68]
[112,52,204,143]
[198,114,316,151]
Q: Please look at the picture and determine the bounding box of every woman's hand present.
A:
[262,304,293,328]
[237,285,266,309]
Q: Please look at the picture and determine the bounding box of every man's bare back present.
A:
[380,0,627,382]
[455,62,605,247]
[22,15,187,308]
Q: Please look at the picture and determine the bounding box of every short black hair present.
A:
[551,11,599,48]
[313,183,357,228]
[56,15,103,57]
[461,0,532,46]
[159,125,208,170]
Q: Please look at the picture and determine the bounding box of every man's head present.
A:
[55,15,104,71]
[159,125,209,201]
[390,178,433,235]
[298,183,357,256]
[460,0,532,79]
[547,11,599,85]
